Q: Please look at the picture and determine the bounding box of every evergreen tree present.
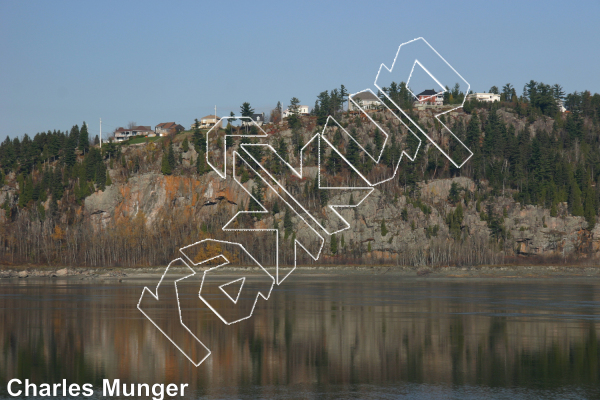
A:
[466,113,481,149]
[64,141,77,167]
[240,102,254,118]
[319,189,328,206]
[446,203,464,240]
[448,182,461,204]
[69,124,80,148]
[569,176,584,216]
[96,162,106,190]
[330,234,338,255]
[225,122,234,147]
[283,209,293,239]
[182,137,189,152]
[18,175,34,207]
[196,151,208,175]
[345,135,360,167]
[161,152,172,175]
[373,129,383,152]
[381,218,388,236]
[288,97,302,129]
[167,143,176,170]
[79,123,89,153]
[239,167,249,183]
[584,183,597,228]
[339,84,348,109]
[316,91,330,125]
[192,119,205,152]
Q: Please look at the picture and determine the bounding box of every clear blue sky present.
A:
[1,0,598,142]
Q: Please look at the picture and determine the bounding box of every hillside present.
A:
[1,89,600,268]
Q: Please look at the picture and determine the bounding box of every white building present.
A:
[113,126,153,142]
[241,113,265,127]
[467,93,501,102]
[193,115,221,130]
[349,91,382,111]
[283,105,310,118]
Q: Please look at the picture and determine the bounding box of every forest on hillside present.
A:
[1,81,600,268]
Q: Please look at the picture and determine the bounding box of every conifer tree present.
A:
[584,184,596,228]
[161,152,172,175]
[381,218,388,236]
[192,119,204,152]
[96,162,106,190]
[18,175,33,207]
[330,234,338,255]
[569,177,584,216]
[64,142,77,167]
[167,143,176,170]
[283,209,293,239]
[79,123,89,153]
[196,152,207,175]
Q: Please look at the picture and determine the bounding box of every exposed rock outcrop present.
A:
[84,171,594,263]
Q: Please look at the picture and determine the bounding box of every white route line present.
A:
[139,37,473,367]
[137,258,211,367]
[374,37,473,168]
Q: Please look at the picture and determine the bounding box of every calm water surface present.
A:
[1,274,599,399]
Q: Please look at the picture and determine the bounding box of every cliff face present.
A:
[3,105,599,267]
[83,167,595,265]
[85,172,243,228]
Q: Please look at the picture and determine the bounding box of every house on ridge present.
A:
[349,91,382,111]
[193,115,222,130]
[416,89,444,105]
[466,93,501,103]
[114,126,153,142]
[283,105,310,118]
[155,122,184,136]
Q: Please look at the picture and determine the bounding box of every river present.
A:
[1,274,599,399]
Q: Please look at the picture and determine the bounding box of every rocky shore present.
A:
[2,264,600,281]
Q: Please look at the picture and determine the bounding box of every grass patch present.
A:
[122,136,162,145]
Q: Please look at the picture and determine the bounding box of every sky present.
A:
[0,0,598,142]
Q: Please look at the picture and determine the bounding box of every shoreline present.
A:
[2,264,600,281]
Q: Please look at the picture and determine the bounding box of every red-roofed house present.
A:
[416,89,443,105]
[155,122,185,136]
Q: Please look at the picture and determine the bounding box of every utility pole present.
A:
[100,118,102,149]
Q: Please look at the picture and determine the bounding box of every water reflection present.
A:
[1,275,599,399]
